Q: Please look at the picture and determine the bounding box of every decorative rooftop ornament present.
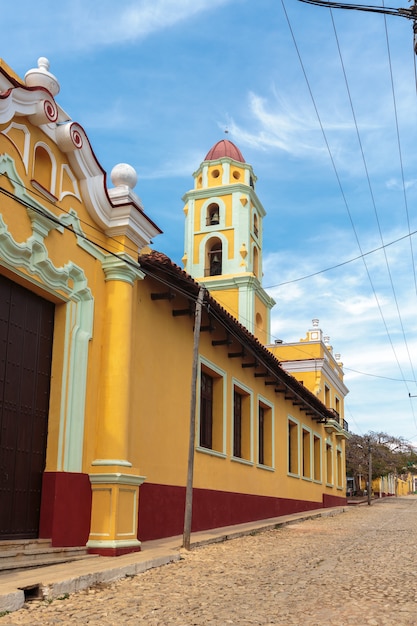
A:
[24,57,60,96]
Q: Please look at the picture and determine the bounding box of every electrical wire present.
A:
[2,173,415,390]
[331,7,417,399]
[282,0,417,430]
[263,227,417,288]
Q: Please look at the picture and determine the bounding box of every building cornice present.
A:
[182,183,266,217]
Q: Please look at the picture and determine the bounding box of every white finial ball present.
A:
[110,163,138,189]
[38,57,50,71]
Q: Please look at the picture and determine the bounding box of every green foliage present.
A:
[346,431,417,485]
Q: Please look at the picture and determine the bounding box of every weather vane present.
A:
[298,0,417,55]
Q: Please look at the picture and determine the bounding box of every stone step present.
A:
[0,539,97,573]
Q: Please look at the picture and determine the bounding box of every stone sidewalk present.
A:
[2,497,417,624]
[0,506,346,615]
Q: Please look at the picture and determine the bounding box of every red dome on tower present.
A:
[204,139,245,163]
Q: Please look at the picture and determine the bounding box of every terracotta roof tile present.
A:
[204,139,245,163]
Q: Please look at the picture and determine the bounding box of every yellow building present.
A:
[270,320,349,433]
[0,57,349,554]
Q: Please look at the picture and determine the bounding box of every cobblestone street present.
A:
[2,497,417,625]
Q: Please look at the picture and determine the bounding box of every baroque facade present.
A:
[0,57,349,555]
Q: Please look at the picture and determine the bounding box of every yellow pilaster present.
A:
[88,255,146,555]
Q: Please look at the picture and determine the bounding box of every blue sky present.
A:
[3,0,417,443]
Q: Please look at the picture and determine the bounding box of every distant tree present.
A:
[346,431,417,493]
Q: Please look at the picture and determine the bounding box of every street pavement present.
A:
[1,496,417,625]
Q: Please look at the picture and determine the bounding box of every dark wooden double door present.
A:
[0,274,54,539]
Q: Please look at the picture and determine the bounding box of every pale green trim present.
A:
[256,463,275,472]
[196,446,227,460]
[60,208,106,262]
[301,423,313,481]
[183,183,265,217]
[257,393,275,470]
[312,431,323,485]
[231,456,254,467]
[198,356,227,455]
[60,299,94,472]
[232,377,254,463]
[0,155,93,474]
[89,473,146,486]
[287,415,301,478]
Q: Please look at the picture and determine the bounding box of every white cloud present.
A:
[386,177,417,191]
[227,91,357,158]
[2,0,236,58]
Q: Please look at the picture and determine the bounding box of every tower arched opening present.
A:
[253,246,259,278]
[206,203,220,226]
[206,238,223,277]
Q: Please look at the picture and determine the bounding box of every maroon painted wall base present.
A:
[322,493,347,508]
[39,472,92,547]
[138,483,345,542]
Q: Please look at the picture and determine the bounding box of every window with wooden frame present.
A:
[199,364,224,453]
[324,384,330,408]
[302,428,312,479]
[200,371,213,449]
[326,441,333,485]
[313,434,321,482]
[258,401,273,467]
[336,446,343,488]
[233,385,251,461]
[288,418,299,476]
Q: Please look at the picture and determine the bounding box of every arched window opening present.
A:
[253,213,259,238]
[33,145,53,193]
[256,312,263,336]
[253,246,259,278]
[206,203,220,226]
[205,239,222,277]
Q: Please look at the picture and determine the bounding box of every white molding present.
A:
[0,86,161,252]
[86,539,141,549]
[1,121,31,173]
[89,473,146,486]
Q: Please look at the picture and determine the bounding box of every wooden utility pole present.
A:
[183,287,205,550]
[367,439,372,506]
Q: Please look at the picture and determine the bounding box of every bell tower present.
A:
[182,139,275,344]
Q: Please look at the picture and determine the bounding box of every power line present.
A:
[283,0,417,427]
[331,7,417,394]
[264,227,417,288]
